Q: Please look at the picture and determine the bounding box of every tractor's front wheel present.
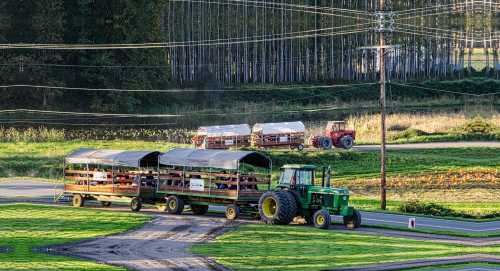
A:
[259,191,297,225]
[313,209,331,229]
[343,209,362,229]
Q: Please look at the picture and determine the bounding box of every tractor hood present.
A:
[308,186,350,195]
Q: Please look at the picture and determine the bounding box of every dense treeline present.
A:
[0,0,499,115]
[0,0,171,112]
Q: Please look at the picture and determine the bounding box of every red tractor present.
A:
[310,121,355,150]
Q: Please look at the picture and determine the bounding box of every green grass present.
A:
[266,147,499,180]
[407,263,500,270]
[192,224,500,271]
[0,141,498,218]
[0,204,151,270]
[0,140,496,180]
[0,140,188,178]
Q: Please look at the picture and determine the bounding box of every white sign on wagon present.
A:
[190,178,205,191]
[224,139,235,146]
[279,136,289,142]
[93,171,107,181]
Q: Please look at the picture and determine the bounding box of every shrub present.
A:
[458,116,495,134]
[390,128,430,141]
[387,124,410,132]
[399,200,455,217]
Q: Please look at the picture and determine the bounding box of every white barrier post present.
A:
[408,218,416,229]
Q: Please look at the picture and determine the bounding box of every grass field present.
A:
[0,140,497,218]
[0,140,496,180]
[192,224,500,271]
[0,204,150,270]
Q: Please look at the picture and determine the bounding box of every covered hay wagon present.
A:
[63,148,161,212]
[251,121,305,150]
[192,124,251,149]
[157,148,271,219]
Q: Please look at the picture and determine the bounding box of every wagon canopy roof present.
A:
[253,121,305,134]
[159,148,270,170]
[197,124,251,137]
[65,148,161,168]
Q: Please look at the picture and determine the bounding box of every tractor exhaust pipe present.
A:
[325,166,331,187]
[321,167,326,187]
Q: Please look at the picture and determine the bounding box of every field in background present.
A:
[0,204,150,270]
[1,109,498,145]
[307,111,500,144]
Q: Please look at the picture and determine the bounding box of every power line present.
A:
[0,83,376,93]
[391,82,500,97]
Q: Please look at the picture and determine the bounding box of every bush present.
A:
[458,116,495,134]
[390,128,430,141]
[399,200,455,217]
[0,126,194,143]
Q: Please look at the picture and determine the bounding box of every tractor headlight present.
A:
[342,196,347,201]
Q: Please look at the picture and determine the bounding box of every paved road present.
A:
[353,141,500,152]
[2,179,500,234]
[0,179,61,202]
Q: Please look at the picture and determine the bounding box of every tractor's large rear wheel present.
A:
[259,191,297,225]
[343,209,362,229]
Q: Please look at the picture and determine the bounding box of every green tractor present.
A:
[258,164,361,229]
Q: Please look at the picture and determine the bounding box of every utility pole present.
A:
[379,0,387,210]
[357,2,396,210]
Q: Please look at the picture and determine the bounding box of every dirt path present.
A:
[48,214,233,271]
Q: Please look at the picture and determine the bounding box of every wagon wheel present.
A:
[72,194,84,207]
[166,196,185,214]
[130,198,142,212]
[225,205,240,220]
[100,201,112,207]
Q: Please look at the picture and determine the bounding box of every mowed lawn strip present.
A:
[192,224,499,271]
[0,204,150,271]
[267,147,499,180]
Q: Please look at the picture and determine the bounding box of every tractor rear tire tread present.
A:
[259,191,297,225]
